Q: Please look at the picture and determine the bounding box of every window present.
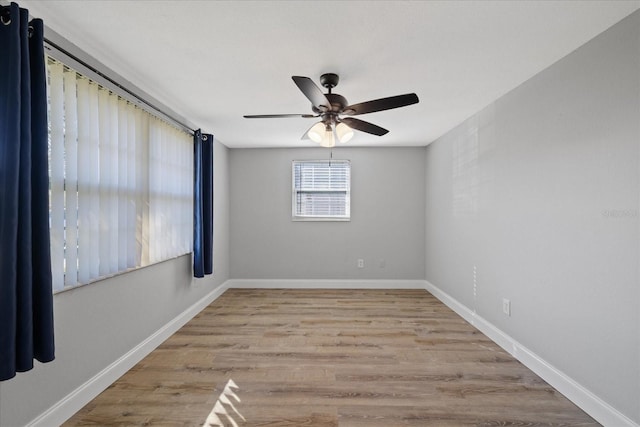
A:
[292,160,350,221]
[47,57,193,292]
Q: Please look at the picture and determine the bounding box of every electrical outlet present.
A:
[502,298,511,316]
[357,259,364,268]
[378,259,386,268]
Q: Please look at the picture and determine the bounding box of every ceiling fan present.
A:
[243,73,419,147]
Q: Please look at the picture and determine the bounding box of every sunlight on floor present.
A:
[202,379,245,427]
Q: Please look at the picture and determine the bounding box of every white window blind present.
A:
[47,58,193,292]
[292,160,350,220]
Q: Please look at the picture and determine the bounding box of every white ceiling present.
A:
[21,0,640,148]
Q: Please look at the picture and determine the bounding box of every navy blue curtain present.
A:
[193,130,214,278]
[0,3,55,381]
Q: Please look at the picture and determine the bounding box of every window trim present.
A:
[291,159,351,222]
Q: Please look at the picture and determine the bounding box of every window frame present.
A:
[291,159,351,222]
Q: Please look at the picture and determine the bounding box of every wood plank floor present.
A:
[64,289,599,426]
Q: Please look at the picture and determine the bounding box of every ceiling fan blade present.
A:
[343,93,419,116]
[292,76,332,111]
[244,114,317,118]
[341,117,389,136]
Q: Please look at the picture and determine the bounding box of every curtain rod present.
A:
[42,30,197,137]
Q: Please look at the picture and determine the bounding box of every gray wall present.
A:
[0,141,230,427]
[425,11,639,423]
[230,147,425,280]
[2,10,638,427]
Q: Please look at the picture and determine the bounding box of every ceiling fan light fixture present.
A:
[308,121,325,143]
[319,125,336,148]
[336,122,354,143]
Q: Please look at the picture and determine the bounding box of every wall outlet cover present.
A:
[502,298,511,316]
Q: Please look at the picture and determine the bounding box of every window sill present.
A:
[292,217,351,222]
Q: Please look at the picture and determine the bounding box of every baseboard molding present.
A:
[424,280,638,427]
[27,280,231,427]
[227,278,427,289]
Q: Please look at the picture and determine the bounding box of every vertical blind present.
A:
[47,58,193,292]
[292,160,350,219]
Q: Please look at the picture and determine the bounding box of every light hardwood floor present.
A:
[64,289,599,426]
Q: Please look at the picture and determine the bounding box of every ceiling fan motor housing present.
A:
[312,93,348,115]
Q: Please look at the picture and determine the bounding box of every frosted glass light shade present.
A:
[308,122,325,143]
[336,122,354,143]
[320,128,336,148]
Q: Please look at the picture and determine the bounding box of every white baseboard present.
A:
[27,280,231,427]
[424,280,638,427]
[227,278,427,289]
